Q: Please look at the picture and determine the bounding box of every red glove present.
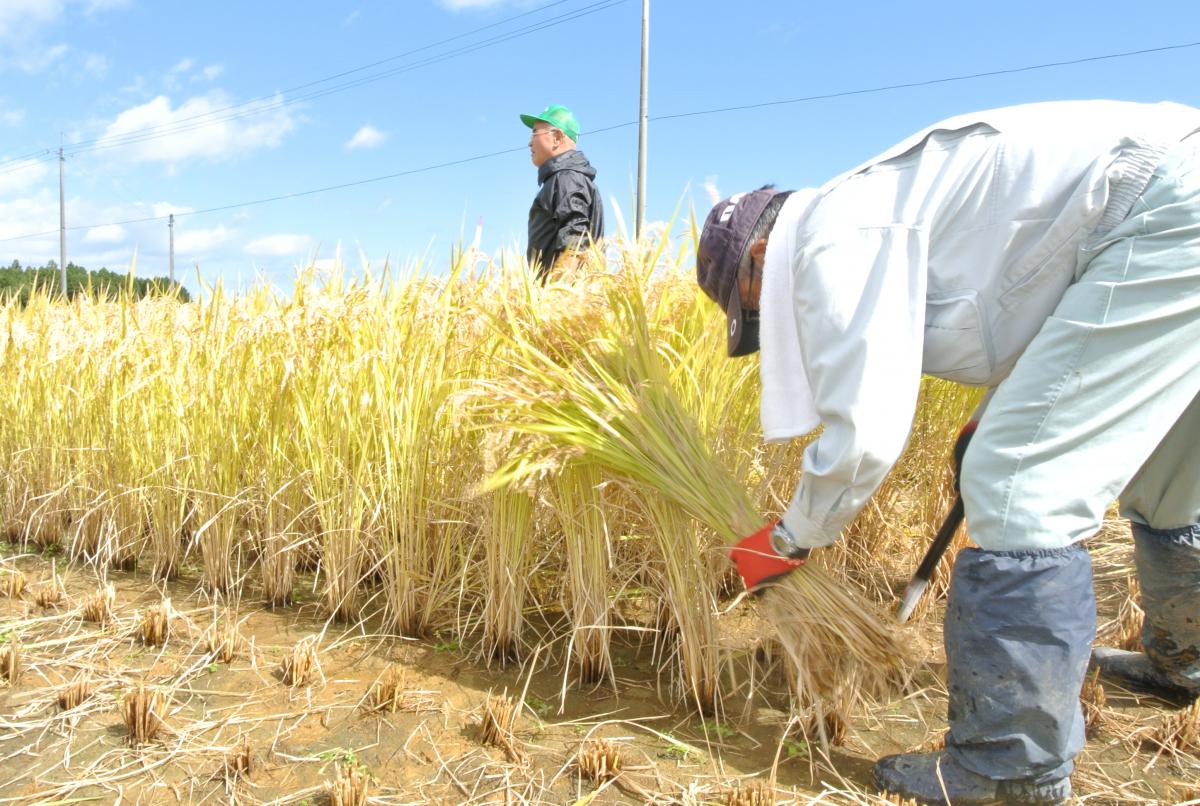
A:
[728,520,808,592]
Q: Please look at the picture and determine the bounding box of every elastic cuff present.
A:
[781,498,838,550]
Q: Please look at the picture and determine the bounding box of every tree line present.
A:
[0,260,191,304]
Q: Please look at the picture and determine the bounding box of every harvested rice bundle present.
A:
[577,738,622,783]
[484,269,913,711]
[0,567,26,598]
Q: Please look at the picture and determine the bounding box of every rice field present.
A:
[0,242,1196,803]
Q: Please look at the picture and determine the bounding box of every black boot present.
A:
[1092,522,1200,700]
[875,545,1094,805]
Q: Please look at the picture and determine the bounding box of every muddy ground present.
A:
[1,533,1197,805]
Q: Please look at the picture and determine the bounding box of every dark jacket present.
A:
[526,149,604,278]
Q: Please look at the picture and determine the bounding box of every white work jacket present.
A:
[775,100,1200,549]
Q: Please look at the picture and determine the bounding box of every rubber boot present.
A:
[875,545,1094,805]
[1092,522,1200,700]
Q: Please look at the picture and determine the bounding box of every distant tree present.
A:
[0,260,190,305]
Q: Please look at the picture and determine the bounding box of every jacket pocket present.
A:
[922,290,994,385]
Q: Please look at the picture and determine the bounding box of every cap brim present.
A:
[520,113,548,129]
[723,281,759,357]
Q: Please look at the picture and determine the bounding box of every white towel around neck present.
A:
[759,188,821,443]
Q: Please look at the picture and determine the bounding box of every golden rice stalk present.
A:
[550,461,613,686]
[1152,698,1200,757]
[364,664,441,714]
[326,762,369,806]
[34,568,65,608]
[641,495,722,715]
[1080,668,1109,735]
[577,738,622,783]
[205,615,242,664]
[479,691,524,762]
[909,729,947,753]
[480,486,535,665]
[280,635,320,687]
[223,736,252,780]
[82,583,115,625]
[138,598,172,646]
[57,675,94,711]
[484,271,914,712]
[122,684,166,745]
[1100,572,1144,652]
[367,664,407,713]
[0,640,20,685]
[0,567,26,598]
[724,780,774,806]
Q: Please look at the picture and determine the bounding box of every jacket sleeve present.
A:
[550,173,595,252]
[780,225,928,548]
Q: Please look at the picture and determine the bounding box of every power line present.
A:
[2,38,1197,246]
[0,0,621,170]
[68,0,626,158]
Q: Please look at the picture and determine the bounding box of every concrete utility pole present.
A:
[635,0,649,239]
[168,214,175,285]
[58,147,67,296]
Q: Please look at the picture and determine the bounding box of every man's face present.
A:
[529,121,563,167]
[738,238,769,311]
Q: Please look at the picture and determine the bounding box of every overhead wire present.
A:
[2,38,1198,245]
[0,0,621,169]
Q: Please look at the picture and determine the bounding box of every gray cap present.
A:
[696,188,785,356]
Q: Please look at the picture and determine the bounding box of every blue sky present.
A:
[0,0,1198,292]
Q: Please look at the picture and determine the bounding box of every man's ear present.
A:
[749,238,768,263]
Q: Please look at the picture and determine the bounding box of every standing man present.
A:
[697,100,1200,805]
[521,104,604,280]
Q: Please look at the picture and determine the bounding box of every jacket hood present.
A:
[538,149,596,184]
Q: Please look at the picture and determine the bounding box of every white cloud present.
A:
[82,52,107,77]
[345,124,386,151]
[170,57,195,74]
[201,64,223,81]
[83,223,126,244]
[100,91,298,166]
[0,100,25,127]
[0,1,129,73]
[245,234,315,257]
[175,224,234,254]
[0,157,51,195]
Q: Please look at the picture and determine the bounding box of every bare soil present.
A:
[1,535,1197,805]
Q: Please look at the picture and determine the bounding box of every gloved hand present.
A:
[728,520,810,593]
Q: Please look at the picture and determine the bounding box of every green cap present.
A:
[520,104,580,142]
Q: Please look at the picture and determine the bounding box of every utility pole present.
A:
[635,0,649,239]
[168,214,175,285]
[58,147,67,297]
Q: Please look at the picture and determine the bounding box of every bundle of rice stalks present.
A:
[478,691,524,762]
[205,615,242,664]
[577,738,622,783]
[366,664,407,713]
[1151,698,1200,757]
[223,736,252,781]
[480,484,536,665]
[82,583,115,625]
[34,570,65,608]
[723,779,774,806]
[279,635,320,687]
[0,567,26,598]
[550,461,614,686]
[122,684,166,745]
[1099,572,1144,652]
[138,598,172,646]
[57,675,94,711]
[0,640,20,685]
[326,762,369,806]
[483,270,914,714]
